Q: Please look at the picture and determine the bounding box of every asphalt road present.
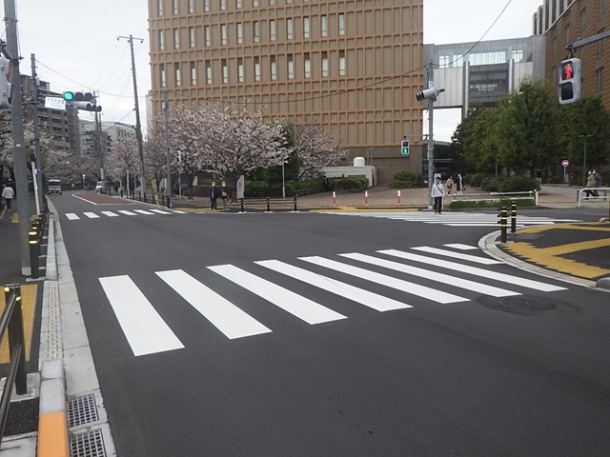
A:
[50,192,610,457]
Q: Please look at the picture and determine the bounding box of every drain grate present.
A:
[70,429,107,457]
[68,394,99,427]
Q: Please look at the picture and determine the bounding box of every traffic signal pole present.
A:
[30,54,43,214]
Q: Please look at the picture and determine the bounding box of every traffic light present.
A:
[75,101,102,112]
[63,91,94,102]
[401,139,410,156]
[558,58,580,105]
[0,56,12,109]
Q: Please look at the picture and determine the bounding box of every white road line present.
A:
[101,211,119,217]
[444,243,478,250]
[209,265,347,325]
[118,210,137,216]
[172,210,187,214]
[151,209,171,214]
[65,213,80,220]
[256,260,412,311]
[379,249,566,292]
[412,246,500,265]
[134,209,155,215]
[339,253,519,298]
[99,275,184,356]
[156,269,272,339]
[83,212,100,219]
[298,256,469,304]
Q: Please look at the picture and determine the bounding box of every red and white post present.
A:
[332,191,336,207]
[397,190,401,206]
[365,190,368,207]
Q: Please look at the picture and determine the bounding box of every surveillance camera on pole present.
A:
[416,87,444,102]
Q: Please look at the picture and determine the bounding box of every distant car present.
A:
[95,181,106,193]
[48,179,62,195]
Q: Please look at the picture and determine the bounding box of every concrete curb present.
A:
[37,360,68,457]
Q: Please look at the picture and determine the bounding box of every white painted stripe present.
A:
[151,209,171,214]
[156,269,271,339]
[99,275,184,356]
[256,260,411,311]
[412,246,500,265]
[101,211,119,217]
[83,212,100,219]
[209,265,347,324]
[172,210,187,214]
[444,243,478,251]
[65,213,80,220]
[298,256,468,304]
[134,209,155,215]
[339,253,519,298]
[379,250,566,292]
[118,210,137,216]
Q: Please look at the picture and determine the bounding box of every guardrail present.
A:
[451,190,538,205]
[239,197,298,212]
[123,191,173,209]
[0,285,27,448]
[577,187,610,207]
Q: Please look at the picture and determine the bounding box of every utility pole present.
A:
[3,0,31,275]
[118,35,146,200]
[163,90,172,198]
[30,54,42,213]
[578,134,592,187]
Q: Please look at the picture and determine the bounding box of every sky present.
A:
[3,0,543,141]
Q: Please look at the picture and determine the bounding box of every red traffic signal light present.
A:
[558,58,580,105]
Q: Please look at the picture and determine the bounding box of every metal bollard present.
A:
[293,197,297,212]
[510,202,517,233]
[266,197,271,212]
[28,229,40,257]
[498,206,508,243]
[167,195,172,209]
[29,237,39,279]
[240,198,244,213]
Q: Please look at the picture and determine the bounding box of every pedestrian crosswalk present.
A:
[329,212,581,227]
[64,209,186,220]
[97,244,567,357]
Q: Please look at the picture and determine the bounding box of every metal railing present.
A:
[239,197,298,213]
[577,187,610,207]
[451,190,538,205]
[0,285,27,447]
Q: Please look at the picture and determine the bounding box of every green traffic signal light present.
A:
[63,91,74,101]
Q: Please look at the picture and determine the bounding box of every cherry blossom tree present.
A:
[292,120,347,179]
[144,120,170,192]
[106,137,139,194]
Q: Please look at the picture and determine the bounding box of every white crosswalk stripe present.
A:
[329,211,581,227]
[65,213,80,220]
[101,211,119,217]
[83,212,100,219]
[64,209,185,220]
[98,245,567,356]
[134,209,155,215]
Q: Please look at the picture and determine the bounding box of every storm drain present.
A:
[70,429,107,457]
[68,394,99,427]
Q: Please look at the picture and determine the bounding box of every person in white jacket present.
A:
[431,176,445,214]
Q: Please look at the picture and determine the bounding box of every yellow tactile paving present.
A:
[505,224,610,280]
[10,213,38,224]
[0,284,37,363]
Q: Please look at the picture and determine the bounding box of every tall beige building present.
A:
[147,0,424,183]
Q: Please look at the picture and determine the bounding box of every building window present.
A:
[221,0,226,10]
[270,20,276,41]
[206,61,212,84]
[303,17,310,38]
[269,0,275,5]
[160,64,166,87]
[221,24,227,45]
[237,23,243,44]
[287,54,294,79]
[321,15,328,37]
[287,19,293,40]
[254,57,261,81]
[304,53,311,78]
[338,13,345,35]
[173,0,178,14]
[236,0,242,8]
[222,59,228,83]
[204,0,210,12]
[205,26,211,46]
[253,0,258,6]
[189,27,196,48]
[339,50,346,76]
[270,56,277,80]
[159,30,165,50]
[173,29,180,49]
[321,51,328,77]
[175,63,181,86]
[253,21,260,42]
[188,0,194,13]
[238,58,244,82]
[157,0,163,15]
[190,62,197,85]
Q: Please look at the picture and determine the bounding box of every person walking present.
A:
[585,170,595,199]
[323,176,331,192]
[456,173,464,195]
[431,176,445,214]
[445,176,454,195]
[210,182,220,210]
[2,184,15,210]
[592,169,601,197]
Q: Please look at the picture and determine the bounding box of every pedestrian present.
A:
[221,186,228,210]
[431,176,445,214]
[323,176,330,192]
[593,169,601,197]
[445,176,454,195]
[2,184,15,210]
[210,182,220,210]
[456,173,464,194]
[584,170,595,199]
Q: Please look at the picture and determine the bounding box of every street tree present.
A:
[106,137,139,193]
[452,105,500,174]
[291,118,347,179]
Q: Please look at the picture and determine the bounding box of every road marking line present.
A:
[101,211,119,217]
[83,212,100,219]
[99,275,184,356]
[209,265,347,325]
[118,210,137,216]
[156,269,272,339]
[65,213,80,220]
[339,253,519,298]
[134,209,155,215]
[256,260,412,311]
[299,256,469,304]
[412,246,500,265]
[444,243,478,250]
[151,209,171,214]
[379,249,566,292]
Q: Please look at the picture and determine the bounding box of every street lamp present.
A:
[578,134,593,187]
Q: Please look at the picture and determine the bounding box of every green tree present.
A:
[452,104,500,173]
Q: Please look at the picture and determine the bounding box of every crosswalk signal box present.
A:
[401,140,410,156]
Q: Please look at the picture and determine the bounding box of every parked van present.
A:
[48,179,62,195]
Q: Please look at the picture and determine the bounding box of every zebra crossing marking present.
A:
[65,213,79,220]
[83,212,100,219]
[64,209,184,220]
[444,243,478,251]
[151,209,172,215]
[134,209,155,215]
[99,275,184,356]
[101,211,119,217]
[209,264,347,325]
[118,210,137,216]
[411,246,501,265]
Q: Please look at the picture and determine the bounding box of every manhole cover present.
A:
[477,295,580,318]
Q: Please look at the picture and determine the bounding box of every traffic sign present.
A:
[561,159,569,167]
